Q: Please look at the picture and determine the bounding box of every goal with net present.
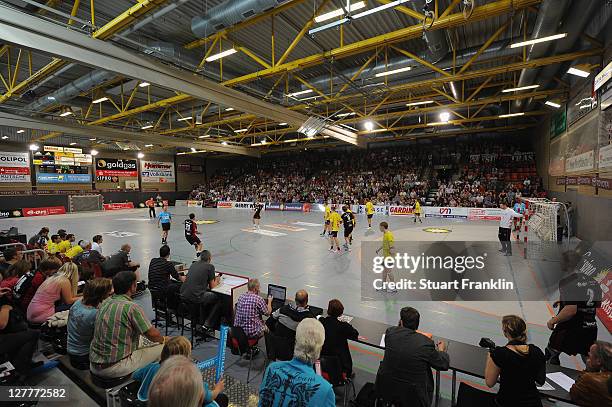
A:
[68,194,104,212]
[521,198,570,259]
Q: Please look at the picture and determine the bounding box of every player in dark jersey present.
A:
[545,251,602,365]
[341,206,354,252]
[184,213,203,259]
[252,202,264,229]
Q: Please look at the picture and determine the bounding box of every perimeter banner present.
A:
[0,151,30,183]
[141,161,175,183]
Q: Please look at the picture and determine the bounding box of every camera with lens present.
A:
[479,337,497,352]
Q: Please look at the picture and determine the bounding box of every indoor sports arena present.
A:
[0,1,611,406]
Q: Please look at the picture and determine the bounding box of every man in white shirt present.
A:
[498,203,523,256]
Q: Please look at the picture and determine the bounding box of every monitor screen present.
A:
[268,284,286,301]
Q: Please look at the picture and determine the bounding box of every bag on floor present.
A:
[352,382,376,407]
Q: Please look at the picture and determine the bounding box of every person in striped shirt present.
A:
[89,271,166,378]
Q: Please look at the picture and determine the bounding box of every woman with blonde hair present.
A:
[27,262,80,324]
[133,336,227,406]
[485,315,546,406]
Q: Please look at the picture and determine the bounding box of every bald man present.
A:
[269,289,315,340]
[101,243,140,278]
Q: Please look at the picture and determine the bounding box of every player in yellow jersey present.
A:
[413,198,422,223]
[365,199,375,228]
[328,206,342,253]
[320,202,331,236]
[376,221,396,292]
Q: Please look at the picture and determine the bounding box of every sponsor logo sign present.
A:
[358,205,388,215]
[389,206,414,216]
[103,202,135,210]
[95,158,137,177]
[187,200,202,207]
[0,209,22,218]
[195,220,219,225]
[468,208,502,221]
[566,150,594,173]
[284,202,304,211]
[424,207,469,219]
[423,227,452,233]
[141,161,175,183]
[266,202,282,210]
[0,152,31,183]
[233,202,255,209]
[241,228,287,237]
[217,201,233,209]
[599,144,612,169]
[22,206,66,217]
[36,173,91,183]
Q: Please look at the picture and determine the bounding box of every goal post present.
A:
[68,194,104,212]
[521,198,571,258]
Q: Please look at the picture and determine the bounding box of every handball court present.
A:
[3,207,610,406]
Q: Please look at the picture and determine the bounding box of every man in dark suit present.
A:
[377,307,449,406]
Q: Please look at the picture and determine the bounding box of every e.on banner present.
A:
[103,202,134,210]
[389,206,415,216]
[22,206,66,217]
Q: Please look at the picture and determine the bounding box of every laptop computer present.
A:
[267,284,287,311]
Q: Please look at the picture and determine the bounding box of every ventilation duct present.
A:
[192,0,286,38]
[512,0,570,110]
[410,0,448,64]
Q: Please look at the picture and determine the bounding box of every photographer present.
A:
[485,315,545,407]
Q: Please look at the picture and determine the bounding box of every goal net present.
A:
[69,194,104,212]
[522,198,570,259]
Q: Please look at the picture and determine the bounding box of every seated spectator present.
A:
[180,250,221,328]
[65,240,86,260]
[485,315,545,407]
[101,244,140,278]
[269,289,314,340]
[91,235,104,256]
[28,227,49,249]
[67,278,113,369]
[13,258,61,311]
[46,234,61,255]
[58,233,75,253]
[259,318,335,406]
[320,299,359,376]
[0,247,23,274]
[78,241,105,265]
[147,245,185,293]
[377,307,449,406]
[234,278,272,339]
[0,260,31,301]
[133,336,227,406]
[0,287,40,384]
[27,262,80,324]
[89,271,165,378]
[570,341,612,406]
[149,355,214,407]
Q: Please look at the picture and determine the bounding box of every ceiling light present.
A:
[205,48,237,62]
[427,122,448,126]
[439,112,450,122]
[502,85,540,93]
[375,66,411,77]
[92,97,108,104]
[545,101,561,108]
[139,82,150,87]
[251,142,264,146]
[137,152,145,158]
[278,122,288,125]
[221,141,228,146]
[69,142,77,146]
[261,139,267,144]
[145,144,153,147]
[336,112,356,117]
[29,144,39,151]
[225,107,234,111]
[60,111,73,117]
[510,33,567,48]
[1,136,8,140]
[353,0,411,19]
[89,138,96,141]
[234,128,249,133]
[406,100,434,107]
[190,147,197,152]
[315,1,366,23]
[47,96,56,101]
[17,129,25,134]
[567,67,590,78]
[498,112,525,118]
[284,139,299,143]
[198,135,210,138]
[177,116,193,122]
[141,124,154,130]
[90,149,98,156]
[364,121,374,131]
[286,89,313,98]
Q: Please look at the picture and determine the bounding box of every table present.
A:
[342,314,579,406]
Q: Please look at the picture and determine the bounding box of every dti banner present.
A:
[141,161,176,183]
[0,151,31,183]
